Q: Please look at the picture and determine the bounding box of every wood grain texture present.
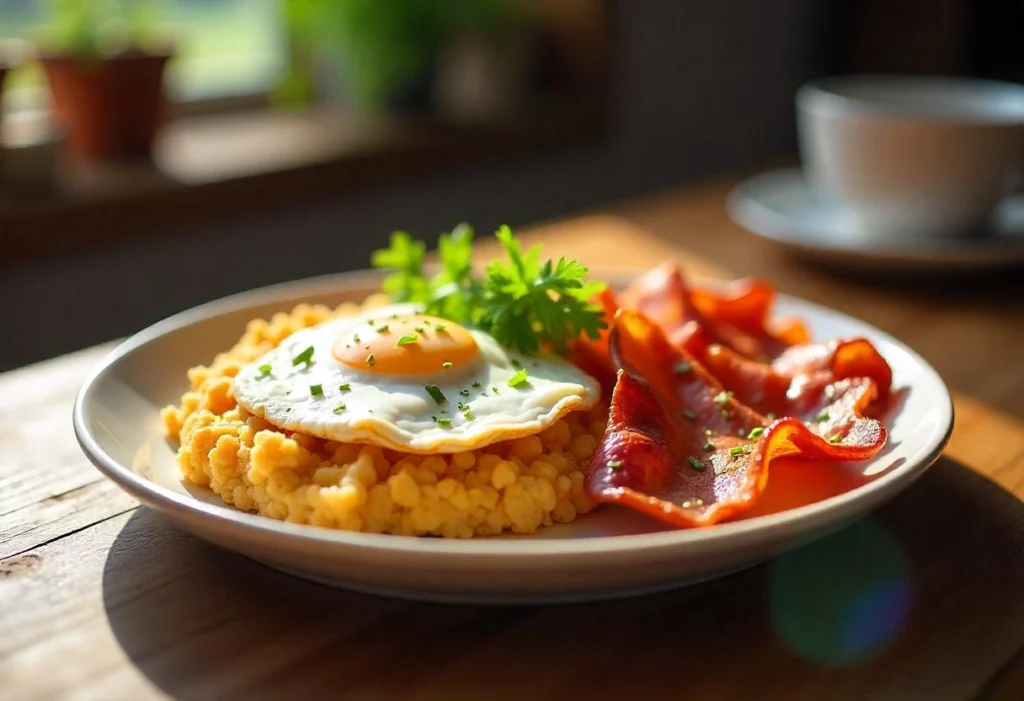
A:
[1,176,1023,700]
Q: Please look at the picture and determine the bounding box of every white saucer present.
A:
[727,168,1024,271]
[74,270,953,604]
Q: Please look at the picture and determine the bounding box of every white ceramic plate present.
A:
[74,269,953,603]
[728,168,1024,272]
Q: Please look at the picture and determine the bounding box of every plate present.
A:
[727,167,1024,272]
[74,269,953,603]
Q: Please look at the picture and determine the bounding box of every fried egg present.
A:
[233,304,600,453]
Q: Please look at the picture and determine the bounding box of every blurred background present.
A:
[1,0,1022,370]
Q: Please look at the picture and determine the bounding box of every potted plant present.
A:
[277,0,525,115]
[38,0,174,160]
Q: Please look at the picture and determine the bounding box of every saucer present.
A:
[727,168,1024,271]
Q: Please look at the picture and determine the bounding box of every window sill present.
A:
[0,101,606,266]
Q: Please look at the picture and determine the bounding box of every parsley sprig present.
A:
[370,232,428,303]
[372,224,607,354]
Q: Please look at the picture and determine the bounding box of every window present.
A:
[161,0,284,101]
[0,0,285,109]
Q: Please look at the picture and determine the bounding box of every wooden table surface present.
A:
[2,175,1023,700]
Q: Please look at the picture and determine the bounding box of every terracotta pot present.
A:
[40,50,171,160]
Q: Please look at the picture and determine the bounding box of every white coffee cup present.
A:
[797,75,1024,239]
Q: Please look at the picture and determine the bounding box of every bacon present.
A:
[569,287,619,398]
[773,338,892,399]
[620,262,810,362]
[702,338,892,419]
[587,310,887,528]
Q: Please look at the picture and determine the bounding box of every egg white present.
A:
[232,305,601,453]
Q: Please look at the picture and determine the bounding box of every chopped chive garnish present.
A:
[829,434,843,444]
[366,353,375,366]
[815,410,830,423]
[292,346,314,366]
[442,361,453,370]
[682,410,697,421]
[353,334,361,343]
[729,445,745,456]
[703,441,715,451]
[508,369,529,388]
[457,401,466,410]
[375,325,390,333]
[414,326,425,333]
[687,456,706,471]
[396,334,417,347]
[463,409,475,421]
[434,323,447,332]
[425,384,446,404]
[391,313,399,319]
[459,389,470,397]
[258,364,272,377]
[511,358,523,368]
[333,404,346,414]
[472,381,482,388]
[674,361,692,375]
[492,386,500,394]
[309,384,323,396]
[713,391,733,406]
[608,459,623,470]
[748,427,765,440]
[339,383,351,392]
[435,417,453,427]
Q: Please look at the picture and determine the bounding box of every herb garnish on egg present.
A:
[508,368,529,389]
[292,346,314,366]
[424,385,447,404]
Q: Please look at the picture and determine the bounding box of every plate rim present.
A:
[73,268,955,559]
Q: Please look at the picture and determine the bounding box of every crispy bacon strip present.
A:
[620,262,809,361]
[702,339,892,418]
[773,338,892,398]
[569,286,619,398]
[587,310,887,528]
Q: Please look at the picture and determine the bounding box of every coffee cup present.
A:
[797,75,1024,239]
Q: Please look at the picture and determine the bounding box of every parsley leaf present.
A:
[481,226,606,353]
[371,232,429,303]
[425,223,483,322]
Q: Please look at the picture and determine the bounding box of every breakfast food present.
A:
[163,224,895,537]
[232,305,599,454]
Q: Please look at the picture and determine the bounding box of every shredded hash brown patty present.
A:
[161,296,604,537]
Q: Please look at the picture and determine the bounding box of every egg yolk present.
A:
[332,314,480,375]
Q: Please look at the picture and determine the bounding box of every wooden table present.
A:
[2,175,1023,700]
